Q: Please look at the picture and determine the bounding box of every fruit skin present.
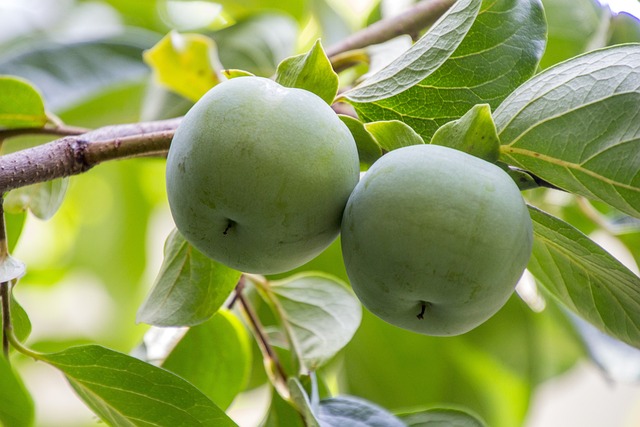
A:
[166,76,359,274]
[341,144,533,336]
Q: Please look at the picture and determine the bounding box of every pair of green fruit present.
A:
[167,77,533,336]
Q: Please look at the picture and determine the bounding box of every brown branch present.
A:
[326,0,456,59]
[0,118,181,194]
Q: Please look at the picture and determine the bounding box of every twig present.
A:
[0,118,181,194]
[326,0,456,59]
[0,124,90,140]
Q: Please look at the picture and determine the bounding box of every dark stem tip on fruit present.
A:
[222,219,236,236]
[417,301,428,320]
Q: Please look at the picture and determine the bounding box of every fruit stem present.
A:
[417,301,429,320]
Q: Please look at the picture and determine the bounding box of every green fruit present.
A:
[341,144,533,336]
[166,76,359,274]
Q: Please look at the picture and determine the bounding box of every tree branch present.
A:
[0,124,90,140]
[0,118,181,194]
[326,0,456,59]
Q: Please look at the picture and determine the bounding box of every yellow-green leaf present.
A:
[0,76,46,129]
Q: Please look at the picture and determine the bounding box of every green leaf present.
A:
[495,45,640,218]
[265,272,362,371]
[317,395,405,427]
[137,229,241,327]
[343,0,482,103]
[0,32,154,112]
[0,354,34,427]
[4,177,69,220]
[162,310,251,409]
[398,407,487,426]
[260,387,305,427]
[0,76,46,129]
[539,0,609,69]
[276,39,338,105]
[338,115,382,168]
[144,31,224,102]
[527,206,640,349]
[213,13,298,78]
[347,0,546,142]
[288,377,321,427]
[364,120,424,152]
[431,104,500,163]
[39,345,237,426]
[5,211,26,253]
[10,293,32,343]
[608,12,640,45]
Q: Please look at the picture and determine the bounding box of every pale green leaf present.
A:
[399,407,487,426]
[288,377,321,427]
[317,395,405,427]
[364,120,424,152]
[527,206,640,349]
[0,255,25,283]
[5,177,69,220]
[0,76,46,129]
[348,0,546,142]
[431,104,500,163]
[162,310,251,409]
[137,229,241,327]
[0,354,34,427]
[338,115,382,168]
[276,39,338,105]
[144,31,224,102]
[39,345,237,426]
[496,45,640,218]
[267,272,362,371]
[343,0,481,103]
[260,387,305,427]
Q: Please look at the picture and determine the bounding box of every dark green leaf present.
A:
[10,292,31,343]
[39,345,237,426]
[137,229,241,327]
[4,177,69,220]
[527,206,640,348]
[347,0,546,142]
[399,407,487,426]
[317,395,405,427]
[338,115,382,168]
[364,120,424,152]
[267,272,362,371]
[276,39,338,105]
[213,14,298,78]
[344,0,482,103]
[0,76,46,129]
[4,211,26,253]
[0,354,34,427]
[0,32,155,112]
[496,45,640,218]
[162,310,251,409]
[431,104,500,163]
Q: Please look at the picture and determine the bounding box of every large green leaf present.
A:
[0,354,34,427]
[0,32,155,111]
[0,76,46,129]
[527,206,640,349]
[39,345,237,426]
[495,45,640,218]
[137,228,241,327]
[264,273,362,372]
[346,0,545,142]
[162,310,251,409]
[344,0,481,103]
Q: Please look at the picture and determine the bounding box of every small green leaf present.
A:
[338,115,382,168]
[364,120,424,152]
[144,31,224,102]
[276,39,338,105]
[137,229,241,327]
[5,211,26,253]
[11,293,32,343]
[162,310,251,409]
[39,345,236,426]
[4,177,69,220]
[431,104,500,163]
[343,0,482,103]
[317,395,405,427]
[222,69,255,79]
[261,387,305,427]
[398,407,487,426]
[266,272,362,371]
[496,45,640,218]
[287,377,321,426]
[0,354,34,427]
[527,206,640,349]
[0,76,46,129]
